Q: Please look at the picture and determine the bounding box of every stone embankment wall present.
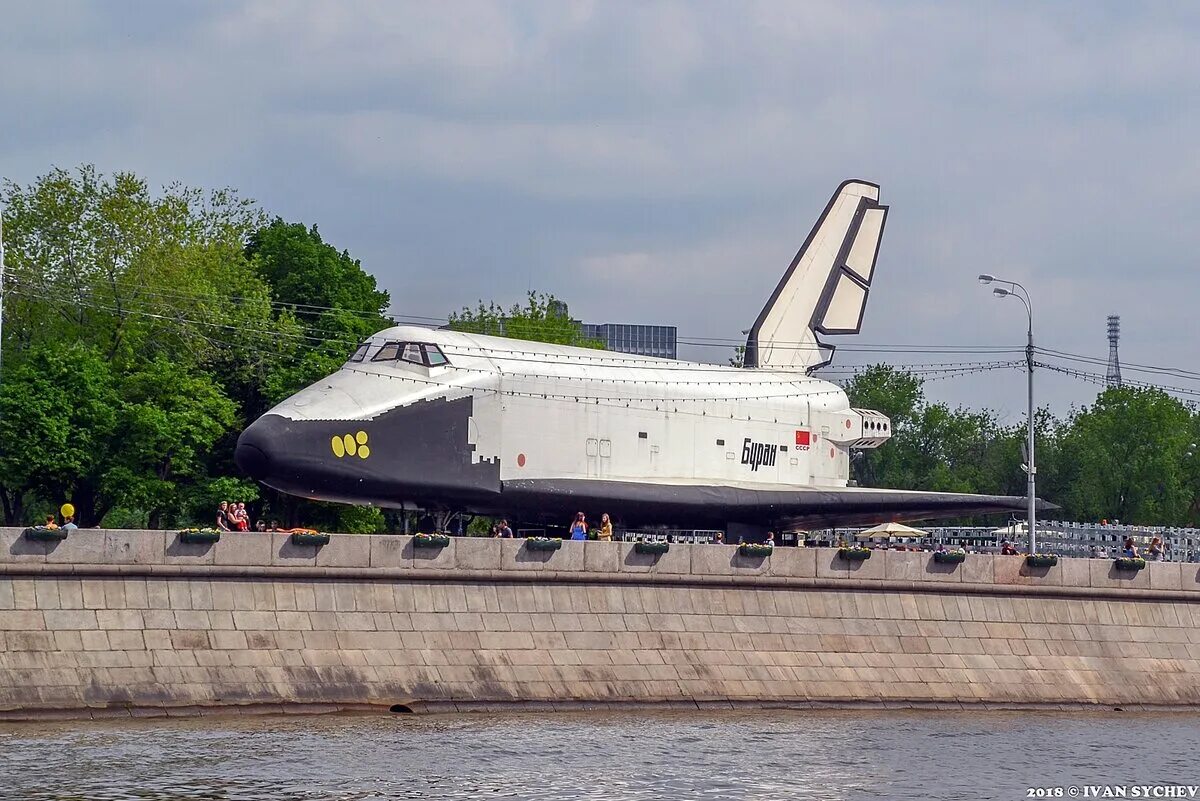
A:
[2,528,1200,719]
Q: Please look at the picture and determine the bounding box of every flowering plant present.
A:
[739,542,774,557]
[179,528,221,544]
[1025,553,1058,568]
[291,531,330,547]
[837,546,871,561]
[1113,556,1146,571]
[526,536,563,551]
[23,526,68,541]
[413,533,451,548]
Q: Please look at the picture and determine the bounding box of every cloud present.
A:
[3,1,1200,412]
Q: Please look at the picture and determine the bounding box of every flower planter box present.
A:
[526,537,562,551]
[1114,557,1146,572]
[290,532,330,547]
[635,541,670,555]
[23,526,67,542]
[933,551,966,564]
[413,533,451,549]
[739,544,774,557]
[1025,554,1058,568]
[179,528,221,545]
[837,547,871,561]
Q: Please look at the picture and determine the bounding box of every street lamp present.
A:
[978,273,1037,554]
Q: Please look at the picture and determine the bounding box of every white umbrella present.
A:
[859,521,929,538]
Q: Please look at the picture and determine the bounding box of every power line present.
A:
[8,272,1033,355]
[1037,346,1200,383]
[1035,361,1200,400]
[16,274,1200,403]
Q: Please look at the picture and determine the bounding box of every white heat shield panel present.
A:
[844,207,886,284]
[820,273,869,333]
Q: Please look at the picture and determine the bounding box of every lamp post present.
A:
[0,210,5,380]
[978,273,1037,555]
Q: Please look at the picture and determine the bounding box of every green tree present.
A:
[0,344,119,524]
[104,358,239,528]
[448,291,603,348]
[843,365,926,489]
[842,365,1040,509]
[1056,386,1194,524]
[2,166,269,370]
[244,220,392,410]
[1,166,278,525]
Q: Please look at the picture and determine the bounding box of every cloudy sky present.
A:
[4,1,1199,419]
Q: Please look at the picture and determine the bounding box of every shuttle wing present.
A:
[500,479,1055,530]
[745,179,888,371]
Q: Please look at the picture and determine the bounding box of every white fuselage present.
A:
[269,325,891,494]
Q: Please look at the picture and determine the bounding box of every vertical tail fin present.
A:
[744,180,888,371]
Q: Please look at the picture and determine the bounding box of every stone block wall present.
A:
[1,528,1199,718]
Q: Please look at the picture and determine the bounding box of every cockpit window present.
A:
[401,343,424,365]
[423,344,448,366]
[372,341,401,361]
[368,341,451,367]
[349,342,371,362]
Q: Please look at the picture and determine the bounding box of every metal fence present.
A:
[818,520,1200,561]
[621,529,725,544]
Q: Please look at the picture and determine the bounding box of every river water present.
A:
[0,709,1196,800]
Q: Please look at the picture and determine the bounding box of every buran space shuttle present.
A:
[236,180,1039,530]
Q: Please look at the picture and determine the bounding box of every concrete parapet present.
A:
[314,533,371,569]
[618,541,690,574]
[3,528,1200,718]
[2,529,1200,595]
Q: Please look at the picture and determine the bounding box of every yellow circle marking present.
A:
[355,430,368,445]
[343,433,357,457]
[331,436,345,458]
[358,445,371,459]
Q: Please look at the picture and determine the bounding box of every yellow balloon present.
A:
[331,436,345,458]
[60,503,75,518]
[358,445,371,460]
[355,430,368,445]
[343,433,357,457]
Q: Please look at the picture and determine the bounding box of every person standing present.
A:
[569,512,588,541]
[498,519,514,538]
[61,516,78,531]
[597,514,613,541]
[234,502,250,531]
[216,501,231,531]
[1148,537,1164,561]
[1122,537,1139,559]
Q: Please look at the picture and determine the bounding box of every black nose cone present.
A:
[235,422,272,479]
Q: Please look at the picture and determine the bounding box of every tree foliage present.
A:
[0,166,387,530]
[447,291,603,349]
[844,366,1200,526]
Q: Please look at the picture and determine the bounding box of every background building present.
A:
[581,323,678,359]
